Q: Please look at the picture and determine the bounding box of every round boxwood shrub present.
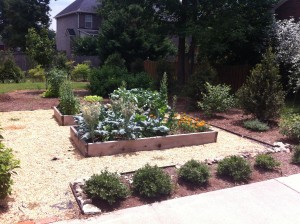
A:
[178,160,210,186]
[217,155,252,182]
[84,170,129,205]
[255,154,280,170]
[292,145,300,165]
[132,164,172,198]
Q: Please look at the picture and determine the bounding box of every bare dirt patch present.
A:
[0,90,89,112]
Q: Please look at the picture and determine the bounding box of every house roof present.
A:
[55,0,101,19]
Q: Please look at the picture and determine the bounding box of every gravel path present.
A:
[0,110,269,223]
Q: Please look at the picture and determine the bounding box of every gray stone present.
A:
[82,204,101,214]
[175,164,181,169]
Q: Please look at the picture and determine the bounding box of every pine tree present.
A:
[237,47,285,121]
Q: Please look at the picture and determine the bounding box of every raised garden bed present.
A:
[53,106,76,126]
[70,126,218,157]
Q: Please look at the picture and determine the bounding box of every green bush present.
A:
[83,95,103,103]
[132,164,172,198]
[292,145,300,165]
[186,58,217,103]
[52,52,69,70]
[28,65,45,82]
[104,53,126,69]
[88,65,153,97]
[84,170,129,205]
[178,160,210,186]
[237,48,285,121]
[217,156,252,182]
[243,119,269,132]
[58,80,80,115]
[71,63,91,81]
[0,143,20,199]
[197,82,235,116]
[44,68,67,98]
[280,114,300,142]
[0,56,23,83]
[255,154,280,170]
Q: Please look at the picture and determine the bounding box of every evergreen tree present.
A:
[0,0,50,50]
[237,47,285,121]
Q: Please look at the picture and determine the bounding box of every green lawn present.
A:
[0,82,88,94]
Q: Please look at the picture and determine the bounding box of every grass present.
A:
[0,82,88,94]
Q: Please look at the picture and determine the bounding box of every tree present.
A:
[274,18,300,94]
[237,48,285,121]
[153,0,276,84]
[196,0,276,65]
[0,0,50,50]
[73,36,98,56]
[26,28,54,68]
[98,1,176,70]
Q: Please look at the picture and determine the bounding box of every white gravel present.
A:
[0,110,268,223]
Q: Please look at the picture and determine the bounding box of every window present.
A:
[85,15,92,29]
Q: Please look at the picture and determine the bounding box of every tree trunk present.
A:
[177,36,186,85]
[177,0,188,86]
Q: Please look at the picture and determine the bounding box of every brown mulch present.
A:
[0,90,89,112]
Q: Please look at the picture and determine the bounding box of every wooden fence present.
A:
[144,60,251,92]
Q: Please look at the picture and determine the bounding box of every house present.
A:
[55,0,101,57]
[273,0,300,20]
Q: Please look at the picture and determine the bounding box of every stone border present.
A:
[53,106,76,126]
[70,126,218,157]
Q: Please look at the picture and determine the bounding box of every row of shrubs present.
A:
[83,149,300,205]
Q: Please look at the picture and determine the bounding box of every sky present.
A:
[49,0,74,31]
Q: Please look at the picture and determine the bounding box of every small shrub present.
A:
[104,53,126,69]
[28,65,45,82]
[0,143,20,199]
[237,48,285,121]
[198,82,235,116]
[84,170,129,205]
[52,52,69,70]
[186,58,217,103]
[178,160,210,186]
[71,63,91,81]
[0,56,23,83]
[44,68,67,97]
[280,114,300,142]
[58,80,80,115]
[217,156,252,182]
[83,95,103,103]
[243,119,269,132]
[88,65,153,97]
[292,145,300,165]
[255,154,280,170]
[132,164,172,198]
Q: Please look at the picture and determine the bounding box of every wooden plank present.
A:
[53,106,76,126]
[70,126,88,156]
[70,127,218,157]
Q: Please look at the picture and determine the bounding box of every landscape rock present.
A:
[82,204,101,215]
[273,142,291,153]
